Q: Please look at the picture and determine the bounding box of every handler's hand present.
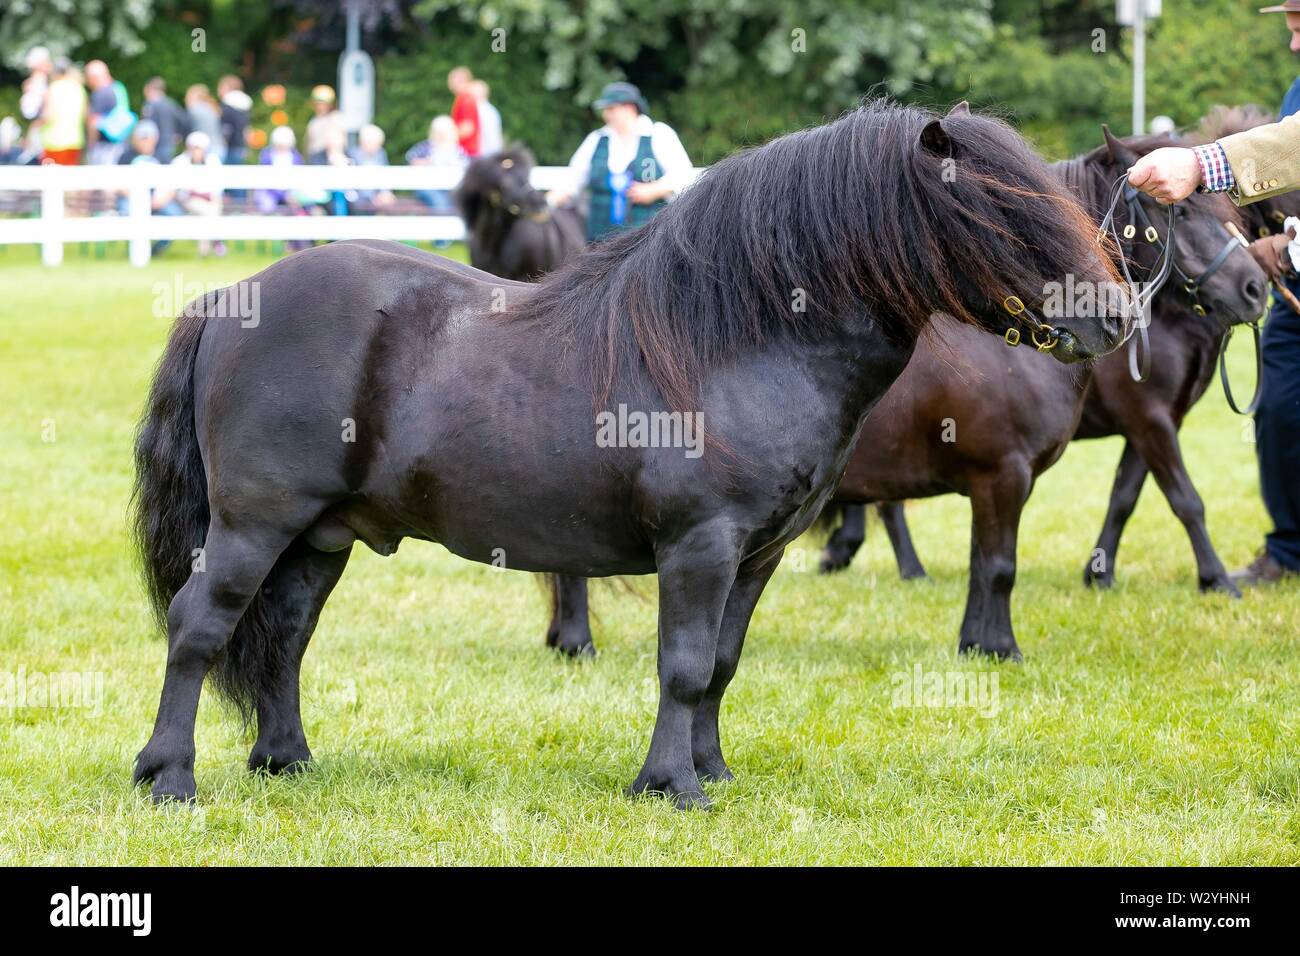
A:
[1127,147,1203,204]
[1247,230,1296,285]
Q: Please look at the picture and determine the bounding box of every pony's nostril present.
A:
[1245,279,1264,304]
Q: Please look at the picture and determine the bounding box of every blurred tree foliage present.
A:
[1,0,1298,164]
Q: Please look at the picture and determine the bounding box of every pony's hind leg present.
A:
[877,502,929,580]
[819,505,865,573]
[247,538,353,775]
[544,574,595,656]
[1084,441,1148,590]
[134,521,294,803]
[692,551,781,783]
[631,524,739,809]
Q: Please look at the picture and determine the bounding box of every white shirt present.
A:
[564,113,693,198]
[478,100,504,156]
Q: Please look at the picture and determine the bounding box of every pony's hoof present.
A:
[629,771,711,810]
[818,551,851,574]
[547,630,596,657]
[695,762,734,784]
[1201,577,1243,599]
[1083,567,1114,590]
[248,743,313,775]
[899,567,928,582]
[145,766,197,804]
[959,639,1022,662]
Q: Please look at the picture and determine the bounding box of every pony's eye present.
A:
[501,158,514,169]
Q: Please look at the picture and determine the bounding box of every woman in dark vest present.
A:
[549,82,694,241]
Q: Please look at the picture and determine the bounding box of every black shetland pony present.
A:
[132,101,1123,809]
[456,146,585,281]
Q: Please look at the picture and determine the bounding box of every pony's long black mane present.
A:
[511,99,1105,412]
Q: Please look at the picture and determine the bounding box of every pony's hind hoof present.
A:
[1083,566,1114,590]
[629,771,712,810]
[248,744,313,775]
[1201,577,1243,599]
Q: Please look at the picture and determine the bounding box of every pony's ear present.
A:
[947,101,971,117]
[920,119,954,157]
[1102,124,1138,166]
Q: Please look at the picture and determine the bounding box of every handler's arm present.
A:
[1217,112,1300,205]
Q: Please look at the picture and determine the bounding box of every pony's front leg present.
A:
[692,551,782,783]
[631,525,739,809]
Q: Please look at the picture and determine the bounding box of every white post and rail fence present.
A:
[0,164,710,267]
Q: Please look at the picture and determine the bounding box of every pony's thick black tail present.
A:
[131,305,210,632]
[132,293,293,725]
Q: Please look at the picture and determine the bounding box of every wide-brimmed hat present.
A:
[592,82,648,114]
[1261,1,1300,12]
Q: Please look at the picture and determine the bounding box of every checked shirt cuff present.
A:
[1193,143,1235,194]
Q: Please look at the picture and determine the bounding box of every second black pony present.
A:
[455,146,585,280]
[131,101,1125,809]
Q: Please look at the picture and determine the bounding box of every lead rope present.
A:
[1096,175,1175,383]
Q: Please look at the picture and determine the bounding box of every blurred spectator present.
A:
[171,130,225,256]
[348,123,394,210]
[255,125,303,214]
[116,119,161,165]
[305,84,346,157]
[40,58,87,165]
[184,85,225,159]
[472,80,503,156]
[85,60,136,164]
[113,120,184,255]
[448,67,480,157]
[20,46,52,156]
[141,77,191,162]
[307,125,351,216]
[217,76,252,166]
[553,82,692,241]
[406,115,467,211]
[0,117,32,164]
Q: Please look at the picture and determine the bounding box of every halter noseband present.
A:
[1001,295,1061,352]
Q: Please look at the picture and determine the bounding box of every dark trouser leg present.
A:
[248,539,352,774]
[877,501,928,580]
[1258,305,1300,571]
[545,574,595,656]
[691,551,782,782]
[631,524,739,809]
[1084,441,1148,589]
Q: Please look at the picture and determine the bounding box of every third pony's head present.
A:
[455,145,548,224]
[879,100,1129,362]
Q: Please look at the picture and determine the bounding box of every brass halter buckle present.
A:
[1145,225,1160,244]
[1002,296,1026,348]
[1032,326,1058,351]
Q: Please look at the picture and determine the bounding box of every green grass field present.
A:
[1,243,1297,865]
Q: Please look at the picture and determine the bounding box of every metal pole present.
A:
[345,0,359,53]
[1132,4,1146,136]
